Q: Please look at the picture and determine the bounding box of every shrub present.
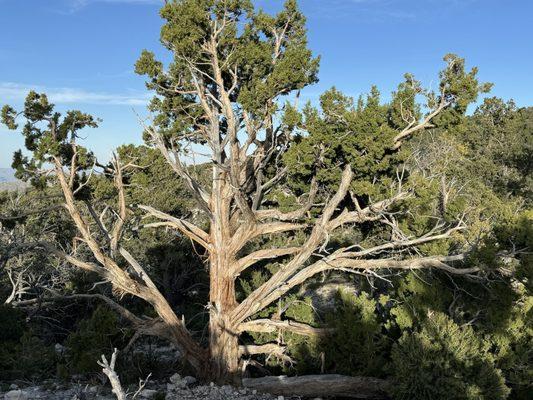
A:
[17,331,56,379]
[0,306,55,380]
[321,290,389,377]
[0,305,25,342]
[65,305,125,375]
[391,312,510,400]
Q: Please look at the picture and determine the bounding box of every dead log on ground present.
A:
[242,374,391,399]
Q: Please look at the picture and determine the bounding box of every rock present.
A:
[139,388,158,398]
[220,385,233,395]
[54,343,66,355]
[87,386,98,393]
[9,384,19,390]
[182,376,197,386]
[5,390,29,400]
[169,373,182,385]
[277,396,284,400]
[166,383,176,392]
[169,373,191,389]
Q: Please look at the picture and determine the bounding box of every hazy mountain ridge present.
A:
[0,168,27,191]
[0,168,16,182]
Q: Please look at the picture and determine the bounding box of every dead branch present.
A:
[255,177,318,221]
[98,349,127,400]
[233,247,301,277]
[139,205,211,250]
[242,374,391,399]
[238,319,332,337]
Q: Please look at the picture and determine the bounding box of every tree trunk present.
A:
[207,254,241,384]
[205,171,242,384]
[208,309,240,384]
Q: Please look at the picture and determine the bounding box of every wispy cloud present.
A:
[308,0,416,22]
[64,0,162,13]
[307,0,477,22]
[0,82,150,106]
[70,0,162,5]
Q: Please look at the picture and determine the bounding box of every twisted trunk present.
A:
[206,172,241,384]
[208,301,240,384]
[208,253,240,383]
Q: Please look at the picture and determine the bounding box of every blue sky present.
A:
[0,0,532,168]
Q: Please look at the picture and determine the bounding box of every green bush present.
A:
[0,306,55,380]
[391,312,510,400]
[321,290,389,377]
[0,305,25,342]
[489,295,533,400]
[65,305,125,375]
[17,332,56,378]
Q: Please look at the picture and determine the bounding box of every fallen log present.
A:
[242,374,391,399]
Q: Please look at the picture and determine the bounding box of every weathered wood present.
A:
[242,374,391,399]
[238,318,333,337]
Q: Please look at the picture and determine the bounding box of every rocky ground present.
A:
[0,374,295,400]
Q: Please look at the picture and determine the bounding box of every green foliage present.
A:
[321,290,389,377]
[136,0,319,143]
[432,54,492,128]
[65,306,126,375]
[282,54,488,201]
[391,312,510,400]
[283,85,399,197]
[0,307,55,380]
[1,91,99,191]
[0,305,25,342]
[489,296,532,400]
[389,272,451,331]
[17,332,56,379]
[464,99,533,201]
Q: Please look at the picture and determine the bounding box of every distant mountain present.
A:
[0,168,27,191]
[0,168,16,183]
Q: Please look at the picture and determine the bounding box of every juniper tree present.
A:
[2,0,491,388]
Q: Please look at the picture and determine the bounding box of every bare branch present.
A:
[232,166,354,323]
[98,349,126,400]
[110,153,127,252]
[328,190,410,231]
[239,343,286,357]
[139,205,211,250]
[233,247,301,277]
[12,293,143,326]
[256,177,318,221]
[392,98,450,150]
[239,343,293,365]
[238,319,332,337]
[342,223,465,258]
[144,125,212,216]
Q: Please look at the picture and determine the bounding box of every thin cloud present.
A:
[71,0,162,5]
[0,82,150,106]
[308,0,474,21]
[308,0,415,22]
[65,0,162,13]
